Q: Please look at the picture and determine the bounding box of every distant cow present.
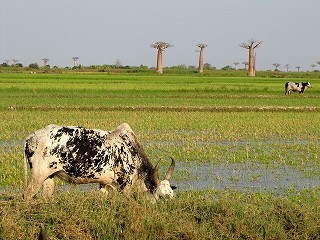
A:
[285,81,311,95]
[23,123,176,201]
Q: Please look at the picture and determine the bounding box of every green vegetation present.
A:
[1,190,320,239]
[0,72,320,109]
[1,71,320,239]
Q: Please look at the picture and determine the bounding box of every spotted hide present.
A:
[285,81,311,95]
[23,123,175,201]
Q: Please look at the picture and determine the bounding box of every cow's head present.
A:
[151,157,176,201]
[302,81,312,88]
[306,82,312,88]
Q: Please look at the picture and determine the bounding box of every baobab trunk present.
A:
[199,48,204,73]
[156,48,163,74]
[150,42,173,74]
[197,44,207,74]
[240,39,262,77]
[248,48,255,77]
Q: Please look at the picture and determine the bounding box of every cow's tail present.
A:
[24,143,28,190]
[23,138,33,191]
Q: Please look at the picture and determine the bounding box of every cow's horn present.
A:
[164,157,175,182]
[152,159,161,187]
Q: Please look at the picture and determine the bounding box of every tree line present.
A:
[2,39,319,75]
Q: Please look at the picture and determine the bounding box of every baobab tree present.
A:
[295,66,301,72]
[242,61,249,70]
[310,64,317,71]
[42,58,49,67]
[12,59,19,66]
[196,44,207,73]
[233,62,240,70]
[273,63,281,71]
[72,57,79,67]
[284,64,289,72]
[115,58,122,68]
[240,39,262,76]
[150,42,173,74]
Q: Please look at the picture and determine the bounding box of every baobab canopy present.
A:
[197,44,208,49]
[150,42,173,50]
[239,39,262,50]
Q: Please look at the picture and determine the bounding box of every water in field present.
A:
[1,161,319,201]
[172,161,320,193]
[50,162,320,193]
[1,138,320,199]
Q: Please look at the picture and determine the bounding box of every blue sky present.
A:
[1,0,319,70]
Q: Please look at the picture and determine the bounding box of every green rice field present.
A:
[1,72,320,239]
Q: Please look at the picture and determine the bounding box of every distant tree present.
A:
[242,61,249,70]
[115,58,122,68]
[273,63,281,71]
[196,44,207,73]
[1,62,9,67]
[295,66,301,72]
[240,39,262,76]
[221,65,233,70]
[42,58,49,67]
[188,65,197,70]
[12,59,19,66]
[310,64,317,71]
[72,66,80,70]
[170,64,188,70]
[178,64,187,69]
[29,63,39,69]
[284,64,289,72]
[233,62,240,70]
[150,42,173,74]
[139,64,148,69]
[203,63,214,70]
[317,61,320,66]
[72,57,79,67]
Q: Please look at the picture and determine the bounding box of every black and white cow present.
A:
[285,81,311,95]
[23,123,176,201]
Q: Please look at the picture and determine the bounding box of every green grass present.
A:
[1,72,320,239]
[1,73,320,109]
[1,190,320,239]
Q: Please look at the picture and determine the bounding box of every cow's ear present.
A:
[171,185,177,190]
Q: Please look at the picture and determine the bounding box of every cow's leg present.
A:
[43,176,55,198]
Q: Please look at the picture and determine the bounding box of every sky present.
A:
[1,0,320,71]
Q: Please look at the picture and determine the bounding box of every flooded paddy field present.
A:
[1,74,320,239]
[1,136,319,199]
[2,161,319,200]
[0,74,320,199]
